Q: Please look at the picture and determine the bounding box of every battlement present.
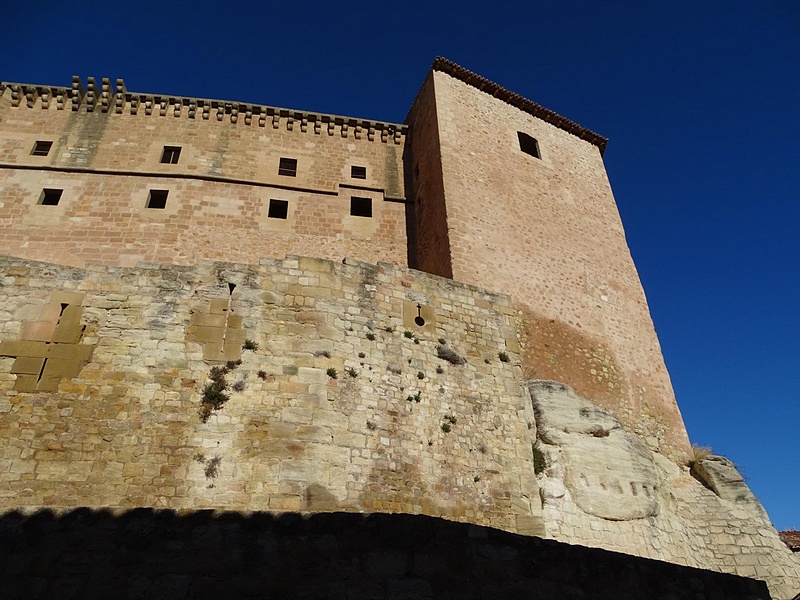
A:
[0,77,407,143]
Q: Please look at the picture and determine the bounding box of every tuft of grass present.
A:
[243,339,259,351]
[257,370,267,380]
[232,380,246,393]
[406,391,422,403]
[226,359,242,370]
[444,414,457,425]
[414,338,420,345]
[473,475,481,482]
[346,367,358,378]
[436,365,444,374]
[404,331,414,339]
[690,444,713,467]
[366,420,376,431]
[441,422,451,433]
[326,368,338,380]
[498,351,510,363]
[358,352,366,358]
[204,456,221,479]
[365,332,376,341]
[436,345,466,365]
[417,371,425,380]
[385,326,395,333]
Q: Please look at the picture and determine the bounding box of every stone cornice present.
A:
[430,57,608,155]
[0,77,407,144]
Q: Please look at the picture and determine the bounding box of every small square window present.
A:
[147,190,169,209]
[350,197,372,218]
[268,199,289,219]
[351,165,367,179]
[518,132,541,159]
[31,141,53,157]
[39,188,63,206]
[278,157,297,177]
[161,146,181,164]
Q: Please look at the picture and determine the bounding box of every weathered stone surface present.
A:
[530,380,659,521]
[693,456,769,521]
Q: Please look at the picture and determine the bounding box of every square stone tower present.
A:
[406,58,690,460]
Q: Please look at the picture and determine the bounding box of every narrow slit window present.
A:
[278,157,297,177]
[147,190,169,209]
[31,141,53,156]
[161,146,181,164]
[351,165,367,179]
[518,132,541,159]
[350,197,372,218]
[39,188,63,206]
[268,199,288,219]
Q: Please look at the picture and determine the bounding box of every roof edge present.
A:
[430,57,608,155]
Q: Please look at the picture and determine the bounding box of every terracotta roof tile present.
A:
[779,530,800,550]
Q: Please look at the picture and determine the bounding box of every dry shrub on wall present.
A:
[690,444,713,467]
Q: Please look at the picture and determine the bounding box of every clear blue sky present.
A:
[2,1,798,530]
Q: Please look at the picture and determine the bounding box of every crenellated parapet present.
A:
[0,77,408,144]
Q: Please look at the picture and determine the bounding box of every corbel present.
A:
[202,102,210,120]
[173,99,182,117]
[245,108,252,125]
[145,97,153,116]
[100,78,111,113]
[368,126,375,141]
[313,118,321,134]
[10,84,22,107]
[130,96,140,115]
[381,127,388,143]
[230,104,239,124]
[85,77,98,112]
[188,100,197,119]
[354,124,362,140]
[258,109,266,127]
[272,114,280,129]
[216,103,225,122]
[41,91,51,109]
[300,116,308,133]
[25,86,38,109]
[115,79,127,114]
[159,100,168,117]
[71,76,84,111]
[56,91,66,110]
[328,120,335,136]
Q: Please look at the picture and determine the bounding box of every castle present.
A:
[0,58,797,598]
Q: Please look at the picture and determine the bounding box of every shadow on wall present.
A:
[0,509,770,600]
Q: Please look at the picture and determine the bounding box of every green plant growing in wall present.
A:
[445,414,457,425]
[365,332,376,341]
[385,326,394,333]
[404,330,414,339]
[326,368,338,380]
[346,367,358,378]
[200,365,234,422]
[436,365,443,374]
[498,351,510,363]
[407,391,422,403]
[441,422,452,433]
[358,352,366,358]
[243,339,259,351]
[257,370,268,380]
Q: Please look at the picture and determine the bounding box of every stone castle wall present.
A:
[0,255,542,536]
[0,254,797,598]
[0,82,409,268]
[411,68,690,462]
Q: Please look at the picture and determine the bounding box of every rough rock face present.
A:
[530,380,660,520]
[692,455,768,521]
[529,379,800,600]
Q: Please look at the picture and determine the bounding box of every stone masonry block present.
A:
[0,340,49,358]
[209,299,230,314]
[226,314,243,328]
[191,313,227,328]
[48,291,85,306]
[193,326,225,343]
[20,321,56,342]
[47,343,93,361]
[11,356,45,375]
[13,374,39,392]
[42,358,83,379]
